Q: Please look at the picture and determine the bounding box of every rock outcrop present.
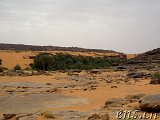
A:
[128,48,160,64]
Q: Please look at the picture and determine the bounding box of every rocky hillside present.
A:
[0,43,117,53]
[128,48,160,64]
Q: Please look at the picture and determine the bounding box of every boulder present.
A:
[139,94,160,112]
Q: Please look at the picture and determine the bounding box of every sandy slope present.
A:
[126,54,137,59]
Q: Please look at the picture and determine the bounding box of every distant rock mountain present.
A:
[0,43,126,57]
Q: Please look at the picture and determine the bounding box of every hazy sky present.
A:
[0,0,160,53]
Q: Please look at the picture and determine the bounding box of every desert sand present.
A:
[0,50,160,120]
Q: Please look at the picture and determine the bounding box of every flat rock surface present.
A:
[0,93,87,114]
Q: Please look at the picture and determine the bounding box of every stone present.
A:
[139,94,160,112]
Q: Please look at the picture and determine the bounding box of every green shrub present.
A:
[32,53,55,71]
[152,71,160,80]
[31,53,124,71]
[14,64,21,71]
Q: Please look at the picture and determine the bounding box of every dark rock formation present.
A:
[127,48,160,64]
[0,43,126,58]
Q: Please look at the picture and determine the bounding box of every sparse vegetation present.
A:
[14,64,21,71]
[31,53,125,71]
[150,71,160,84]
[152,71,160,80]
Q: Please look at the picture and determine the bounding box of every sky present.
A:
[0,0,160,53]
